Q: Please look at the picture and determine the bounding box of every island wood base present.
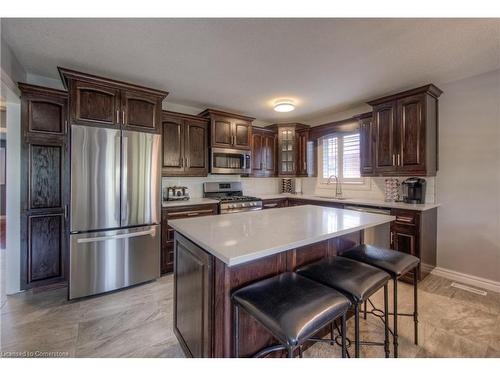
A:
[173,230,362,358]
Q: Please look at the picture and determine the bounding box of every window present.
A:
[319,131,364,184]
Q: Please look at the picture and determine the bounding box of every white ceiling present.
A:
[2,18,500,123]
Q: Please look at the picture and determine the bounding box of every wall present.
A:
[1,36,24,294]
[436,69,500,283]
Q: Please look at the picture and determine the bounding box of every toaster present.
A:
[165,186,190,201]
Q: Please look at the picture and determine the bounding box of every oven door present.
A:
[211,147,251,174]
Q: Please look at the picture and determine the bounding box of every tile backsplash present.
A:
[162,175,436,203]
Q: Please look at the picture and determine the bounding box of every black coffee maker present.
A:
[402,177,426,204]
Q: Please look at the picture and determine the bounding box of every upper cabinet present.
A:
[199,109,254,150]
[251,127,276,177]
[268,123,313,177]
[358,114,374,176]
[162,111,209,177]
[58,67,167,133]
[366,84,442,177]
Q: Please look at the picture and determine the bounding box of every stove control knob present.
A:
[228,204,235,208]
[242,203,247,207]
[250,202,255,206]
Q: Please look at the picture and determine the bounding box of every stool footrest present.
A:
[253,344,288,358]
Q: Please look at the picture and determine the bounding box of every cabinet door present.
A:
[122,90,161,132]
[278,127,296,175]
[373,101,397,174]
[71,80,121,127]
[233,121,251,150]
[162,116,184,175]
[397,94,426,173]
[184,120,208,176]
[359,117,374,176]
[263,133,276,175]
[296,130,308,176]
[391,223,417,256]
[24,94,67,135]
[212,117,233,148]
[251,133,264,175]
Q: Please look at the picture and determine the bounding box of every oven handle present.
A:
[221,207,262,214]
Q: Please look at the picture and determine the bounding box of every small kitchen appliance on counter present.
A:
[402,177,426,204]
[165,186,190,201]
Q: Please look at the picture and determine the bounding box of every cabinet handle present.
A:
[180,157,183,167]
[122,111,125,124]
[390,231,394,245]
[392,154,396,166]
[304,161,307,170]
[116,110,120,124]
[184,157,188,168]
[168,209,215,217]
[64,205,68,219]
[263,203,278,208]
[397,154,401,166]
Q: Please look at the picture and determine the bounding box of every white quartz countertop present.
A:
[168,205,395,266]
[256,193,440,211]
[162,198,219,208]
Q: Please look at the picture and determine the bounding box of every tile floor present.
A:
[1,274,499,358]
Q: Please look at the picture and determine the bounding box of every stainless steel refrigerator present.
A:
[69,125,161,299]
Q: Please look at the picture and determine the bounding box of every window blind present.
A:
[342,133,361,179]
[322,136,338,179]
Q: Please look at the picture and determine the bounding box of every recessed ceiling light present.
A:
[274,100,295,112]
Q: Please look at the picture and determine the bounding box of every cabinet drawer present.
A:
[391,209,419,225]
[166,204,218,220]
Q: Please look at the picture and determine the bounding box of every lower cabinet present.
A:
[161,204,218,275]
[390,208,437,281]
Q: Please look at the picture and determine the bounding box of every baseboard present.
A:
[431,266,500,293]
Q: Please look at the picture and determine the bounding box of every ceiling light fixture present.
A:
[273,100,295,112]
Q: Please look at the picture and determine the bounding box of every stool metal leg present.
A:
[330,322,335,345]
[341,314,347,358]
[299,346,303,358]
[354,304,360,358]
[393,279,399,358]
[414,267,419,345]
[384,284,390,358]
[233,304,240,358]
[287,346,294,358]
[364,300,367,320]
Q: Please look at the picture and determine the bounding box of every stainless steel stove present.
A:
[204,182,262,214]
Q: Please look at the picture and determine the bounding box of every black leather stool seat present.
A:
[296,257,390,304]
[232,272,351,347]
[341,244,420,277]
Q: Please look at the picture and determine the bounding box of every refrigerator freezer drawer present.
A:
[69,225,160,299]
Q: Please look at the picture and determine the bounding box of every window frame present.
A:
[317,130,368,187]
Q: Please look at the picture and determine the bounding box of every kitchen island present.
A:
[168,205,395,358]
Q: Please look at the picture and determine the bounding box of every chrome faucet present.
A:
[327,174,343,199]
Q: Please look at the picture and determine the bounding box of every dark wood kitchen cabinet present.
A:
[59,67,167,132]
[199,109,254,150]
[367,84,442,176]
[251,127,276,177]
[162,111,209,177]
[267,123,311,176]
[358,114,375,176]
[19,83,70,290]
[389,208,437,281]
[161,204,218,274]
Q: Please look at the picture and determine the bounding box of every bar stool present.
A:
[231,272,351,358]
[340,244,420,358]
[296,257,391,358]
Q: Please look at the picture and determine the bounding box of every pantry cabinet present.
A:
[19,83,70,290]
[366,84,442,177]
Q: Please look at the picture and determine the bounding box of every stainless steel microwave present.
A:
[211,147,251,174]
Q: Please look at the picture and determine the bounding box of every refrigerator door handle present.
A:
[121,134,128,224]
[115,132,121,223]
[76,228,155,244]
